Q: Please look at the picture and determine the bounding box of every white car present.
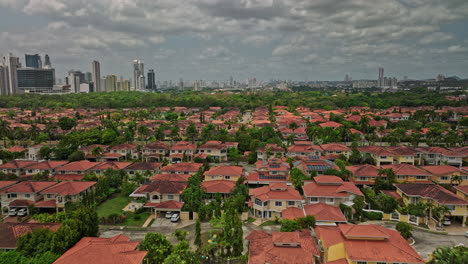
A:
[8,208,17,216]
[442,217,451,226]
[165,211,173,219]
[170,213,180,222]
[17,208,27,216]
[465,231,468,238]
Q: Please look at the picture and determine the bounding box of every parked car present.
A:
[17,208,27,216]
[170,213,180,222]
[442,217,451,226]
[165,211,173,219]
[465,231,468,238]
[8,208,17,216]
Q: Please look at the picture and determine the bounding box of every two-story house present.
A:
[197,141,228,162]
[416,147,464,167]
[357,145,395,166]
[23,161,69,177]
[203,165,243,181]
[0,181,57,214]
[320,143,351,160]
[109,143,139,160]
[303,176,363,207]
[54,160,102,181]
[246,159,290,187]
[169,141,197,162]
[124,162,163,179]
[421,165,468,185]
[160,162,203,176]
[395,183,468,227]
[256,144,285,161]
[287,141,323,158]
[381,164,432,183]
[293,159,338,176]
[89,161,133,175]
[249,183,304,220]
[386,145,418,165]
[0,160,38,177]
[347,164,381,185]
[131,181,187,217]
[142,141,170,162]
[38,181,96,212]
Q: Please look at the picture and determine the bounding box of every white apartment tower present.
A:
[132,60,145,90]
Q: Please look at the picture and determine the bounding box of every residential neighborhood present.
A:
[0,103,467,263]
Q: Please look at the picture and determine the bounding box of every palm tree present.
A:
[433,205,452,227]
[450,175,462,185]
[378,168,396,188]
[91,146,104,159]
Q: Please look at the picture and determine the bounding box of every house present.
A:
[197,141,228,161]
[303,175,363,207]
[0,181,57,214]
[387,145,418,165]
[169,141,197,162]
[347,164,381,185]
[249,183,304,220]
[125,162,163,179]
[203,165,243,181]
[416,147,464,167]
[27,144,44,161]
[149,173,191,182]
[90,161,133,175]
[293,159,338,176]
[395,183,468,226]
[109,143,139,160]
[357,145,395,166]
[53,235,147,264]
[201,180,236,199]
[246,230,319,264]
[455,185,468,201]
[287,142,323,158]
[23,161,69,176]
[0,223,61,251]
[315,224,424,264]
[131,181,186,217]
[256,144,285,161]
[246,158,290,186]
[39,181,96,212]
[160,162,203,175]
[282,203,347,225]
[320,143,351,159]
[381,164,432,183]
[421,165,468,185]
[0,160,38,177]
[142,141,170,162]
[54,160,102,181]
[79,144,109,161]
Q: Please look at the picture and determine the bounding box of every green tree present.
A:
[17,228,53,257]
[139,233,173,264]
[352,196,365,220]
[289,168,306,194]
[428,246,468,264]
[296,215,316,229]
[172,230,189,242]
[194,218,202,250]
[186,123,198,143]
[50,219,81,254]
[163,240,200,264]
[67,150,85,162]
[39,146,53,160]
[58,117,76,130]
[280,219,301,232]
[395,221,412,239]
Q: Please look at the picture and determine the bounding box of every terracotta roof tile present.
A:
[204,165,243,176]
[0,181,56,193]
[41,181,96,196]
[201,180,236,193]
[395,183,468,205]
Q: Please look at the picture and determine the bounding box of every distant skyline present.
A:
[1,0,467,81]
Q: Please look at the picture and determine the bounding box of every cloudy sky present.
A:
[1,0,468,82]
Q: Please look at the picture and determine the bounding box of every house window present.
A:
[398,176,406,180]
[207,150,212,153]
[411,197,418,204]
[326,198,334,204]
[47,194,52,198]
[416,176,426,180]
[359,177,367,181]
[440,176,449,181]
[57,196,63,203]
[380,156,387,159]
[357,262,367,264]
[275,201,283,207]
[168,195,174,200]
[310,197,319,203]
[152,195,159,200]
[288,201,295,206]
[255,199,265,206]
[224,176,231,180]
[25,194,30,198]
[211,176,216,180]
[445,205,455,211]
[9,193,17,198]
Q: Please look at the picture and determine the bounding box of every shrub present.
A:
[396,221,413,239]
[134,214,141,220]
[363,211,383,220]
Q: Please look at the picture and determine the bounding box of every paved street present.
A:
[411,229,467,259]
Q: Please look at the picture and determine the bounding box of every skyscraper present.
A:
[25,54,42,68]
[92,60,101,92]
[147,69,156,90]
[44,54,52,68]
[378,67,384,88]
[105,75,117,92]
[4,53,21,95]
[0,65,9,95]
[68,72,81,93]
[132,60,145,90]
[17,68,55,93]
[84,72,92,83]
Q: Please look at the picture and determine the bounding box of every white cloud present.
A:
[420,32,454,45]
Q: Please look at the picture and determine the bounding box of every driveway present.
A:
[152,217,178,228]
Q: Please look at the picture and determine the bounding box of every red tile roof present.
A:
[144,200,184,209]
[319,121,343,128]
[134,181,187,195]
[303,181,362,198]
[204,165,243,176]
[0,223,61,249]
[421,165,467,176]
[395,183,468,205]
[58,160,101,172]
[381,164,430,176]
[320,143,350,152]
[201,180,236,193]
[53,235,146,264]
[160,162,203,173]
[357,146,394,156]
[0,181,18,190]
[7,145,26,152]
[249,184,302,202]
[282,207,305,220]
[0,160,37,169]
[304,203,347,222]
[35,199,57,208]
[53,174,85,181]
[313,175,344,184]
[92,161,133,171]
[24,161,68,170]
[125,162,163,171]
[149,173,190,182]
[347,164,380,177]
[41,181,96,196]
[0,181,56,193]
[454,185,468,195]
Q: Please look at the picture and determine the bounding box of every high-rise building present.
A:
[44,54,52,68]
[147,69,156,90]
[84,72,92,83]
[68,72,81,93]
[92,60,101,92]
[378,67,384,88]
[105,75,117,92]
[3,53,21,95]
[117,79,131,91]
[17,68,55,93]
[0,65,9,95]
[25,54,42,68]
[132,60,145,90]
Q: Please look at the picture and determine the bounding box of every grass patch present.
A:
[244,217,256,224]
[260,220,281,226]
[97,193,133,217]
[122,211,151,227]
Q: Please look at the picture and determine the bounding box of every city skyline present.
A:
[0,1,467,81]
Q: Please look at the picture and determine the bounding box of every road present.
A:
[411,229,467,259]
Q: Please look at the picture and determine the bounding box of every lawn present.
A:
[97,193,133,217]
[97,193,150,226]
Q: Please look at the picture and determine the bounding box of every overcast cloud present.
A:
[0,0,467,82]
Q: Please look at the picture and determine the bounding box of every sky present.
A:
[0,0,468,82]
